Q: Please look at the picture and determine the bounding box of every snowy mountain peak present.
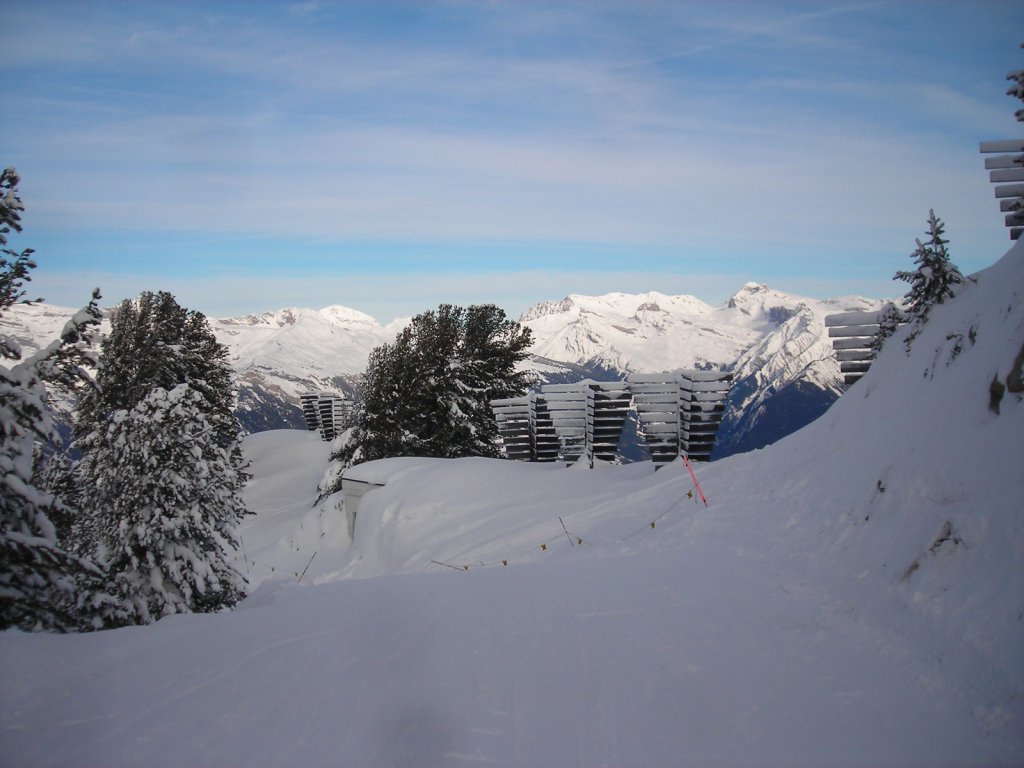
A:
[724,282,805,317]
[219,304,382,331]
[316,305,381,328]
[518,291,713,325]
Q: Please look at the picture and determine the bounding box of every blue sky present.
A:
[2,1,1021,322]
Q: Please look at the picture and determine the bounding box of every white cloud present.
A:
[5,0,1017,321]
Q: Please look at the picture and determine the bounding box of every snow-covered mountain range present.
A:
[1,283,888,454]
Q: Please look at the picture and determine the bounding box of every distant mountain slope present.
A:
[518,284,886,455]
[212,307,404,431]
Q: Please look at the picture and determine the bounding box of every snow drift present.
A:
[0,243,1021,767]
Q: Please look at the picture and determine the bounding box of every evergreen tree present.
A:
[328,304,532,480]
[74,293,250,622]
[0,167,121,632]
[893,210,963,344]
[33,447,80,549]
[77,291,237,447]
[77,385,248,623]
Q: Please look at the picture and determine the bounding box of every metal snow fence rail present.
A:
[980,139,1024,240]
[825,310,888,387]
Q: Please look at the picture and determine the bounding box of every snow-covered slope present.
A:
[522,290,752,372]
[215,305,399,389]
[0,301,77,358]
[1,243,1020,767]
[714,299,858,455]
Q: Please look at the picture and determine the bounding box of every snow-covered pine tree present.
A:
[0,167,121,632]
[325,304,532,485]
[453,303,536,453]
[76,291,238,447]
[77,384,248,623]
[73,292,250,622]
[339,338,417,466]
[33,447,80,550]
[894,210,964,346]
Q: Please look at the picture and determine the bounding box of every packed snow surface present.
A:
[2,245,1023,766]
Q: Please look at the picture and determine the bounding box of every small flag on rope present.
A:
[540,543,547,551]
[650,521,656,529]
[502,560,508,566]
[687,490,694,499]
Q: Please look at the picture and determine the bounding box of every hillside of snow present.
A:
[214,306,406,431]
[1,243,1021,766]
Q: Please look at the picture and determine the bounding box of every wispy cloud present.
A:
[3,0,1019,317]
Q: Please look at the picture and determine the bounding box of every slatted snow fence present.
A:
[825,310,888,387]
[980,139,1024,240]
[301,392,354,441]
[627,371,732,465]
[493,373,731,467]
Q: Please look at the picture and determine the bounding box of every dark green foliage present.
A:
[1,168,37,362]
[1006,339,1024,394]
[77,291,237,446]
[331,303,533,473]
[1007,43,1024,123]
[1006,46,1024,211]
[988,374,1005,415]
